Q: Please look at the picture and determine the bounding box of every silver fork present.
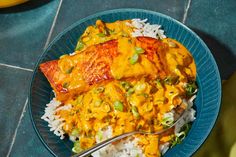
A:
[71,104,187,157]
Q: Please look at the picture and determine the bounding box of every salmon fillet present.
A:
[40,37,168,102]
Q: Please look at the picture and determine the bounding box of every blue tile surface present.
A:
[185,0,236,79]
[0,0,60,156]
[0,66,31,156]
[0,0,60,69]
[50,0,189,41]
[9,108,53,157]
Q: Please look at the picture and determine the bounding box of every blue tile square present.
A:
[0,0,60,69]
[0,66,31,156]
[9,108,53,157]
[186,0,236,79]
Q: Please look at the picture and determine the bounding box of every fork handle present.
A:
[71,131,139,157]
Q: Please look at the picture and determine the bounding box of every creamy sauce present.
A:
[111,37,158,79]
[55,20,197,157]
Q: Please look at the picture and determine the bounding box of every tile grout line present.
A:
[0,0,64,72]
[5,1,63,155]
[43,0,64,50]
[182,0,192,24]
[6,98,28,157]
[0,63,33,72]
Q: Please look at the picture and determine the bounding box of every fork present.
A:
[71,104,187,157]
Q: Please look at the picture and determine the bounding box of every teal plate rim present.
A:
[28,8,222,157]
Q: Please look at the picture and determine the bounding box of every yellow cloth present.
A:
[194,72,236,157]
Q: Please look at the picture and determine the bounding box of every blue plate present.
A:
[29,9,221,157]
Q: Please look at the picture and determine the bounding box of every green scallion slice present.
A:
[114,101,124,112]
[75,40,84,51]
[135,47,145,54]
[131,106,140,118]
[97,33,106,37]
[129,53,139,65]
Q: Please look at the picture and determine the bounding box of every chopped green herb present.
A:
[127,88,135,96]
[75,40,84,51]
[120,81,131,90]
[66,66,74,74]
[71,128,80,136]
[164,76,179,85]
[136,124,143,130]
[97,33,106,37]
[94,86,105,94]
[160,113,174,127]
[170,131,186,148]
[114,101,124,112]
[135,47,145,54]
[132,106,140,118]
[94,99,103,107]
[141,93,149,98]
[185,82,197,96]
[181,123,190,133]
[155,79,163,88]
[129,53,139,64]
[97,130,103,141]
[72,141,83,153]
[108,29,115,34]
[176,131,186,141]
[170,135,181,148]
[62,82,69,88]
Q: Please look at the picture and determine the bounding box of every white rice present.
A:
[129,18,166,39]
[159,95,196,155]
[41,19,196,157]
[41,98,71,139]
[174,95,196,134]
[41,95,196,156]
[92,126,144,157]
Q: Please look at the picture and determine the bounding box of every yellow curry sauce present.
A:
[55,20,197,157]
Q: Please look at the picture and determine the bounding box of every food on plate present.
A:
[41,19,197,157]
